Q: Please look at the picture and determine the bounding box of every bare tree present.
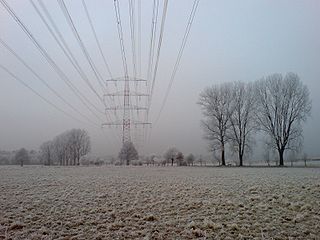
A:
[186,154,195,166]
[68,129,91,165]
[176,152,185,166]
[0,156,9,165]
[40,141,53,166]
[14,148,29,167]
[255,73,311,166]
[150,155,156,166]
[198,155,203,166]
[287,150,297,167]
[302,152,308,167]
[164,147,179,166]
[198,83,233,166]
[211,149,221,166]
[144,154,157,166]
[229,82,257,166]
[263,148,271,167]
[118,141,138,165]
[42,129,91,166]
[53,132,69,165]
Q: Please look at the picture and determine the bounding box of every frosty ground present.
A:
[0,166,319,239]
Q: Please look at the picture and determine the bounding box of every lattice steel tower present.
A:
[102,76,150,144]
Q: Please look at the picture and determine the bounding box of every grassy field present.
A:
[0,166,319,239]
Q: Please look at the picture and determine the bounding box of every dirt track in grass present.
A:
[0,166,319,239]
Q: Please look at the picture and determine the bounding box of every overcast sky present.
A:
[1,0,320,159]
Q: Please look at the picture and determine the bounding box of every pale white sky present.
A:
[0,0,320,159]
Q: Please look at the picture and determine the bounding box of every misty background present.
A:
[1,0,320,159]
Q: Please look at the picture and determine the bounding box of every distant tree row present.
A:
[198,73,312,166]
[40,129,91,166]
[113,143,201,167]
[163,148,196,166]
[0,149,40,166]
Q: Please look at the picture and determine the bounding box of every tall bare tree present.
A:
[53,132,69,166]
[68,129,91,165]
[41,129,91,166]
[40,141,53,166]
[255,73,311,166]
[198,83,233,166]
[229,82,257,166]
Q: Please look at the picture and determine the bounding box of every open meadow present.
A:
[0,166,319,239]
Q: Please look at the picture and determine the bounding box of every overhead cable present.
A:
[155,0,200,124]
[0,0,105,122]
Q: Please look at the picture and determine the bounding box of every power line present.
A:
[81,0,122,125]
[143,0,159,144]
[43,0,120,141]
[0,64,99,127]
[146,0,159,90]
[0,0,105,122]
[155,0,200,124]
[113,0,131,143]
[145,0,161,143]
[113,0,133,127]
[113,0,129,78]
[128,0,137,78]
[148,0,168,107]
[34,0,122,142]
[137,0,143,144]
[30,0,105,112]
[111,0,152,144]
[57,0,107,93]
[0,37,102,126]
[81,0,113,79]
[35,0,121,135]
[137,0,141,77]
[128,0,140,133]
[1,63,121,144]
[145,0,168,143]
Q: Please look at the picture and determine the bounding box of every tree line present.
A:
[198,73,312,166]
[0,149,40,166]
[0,72,312,168]
[40,129,91,166]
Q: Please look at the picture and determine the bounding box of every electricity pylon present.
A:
[102,76,151,145]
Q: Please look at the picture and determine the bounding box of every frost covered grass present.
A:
[0,166,319,239]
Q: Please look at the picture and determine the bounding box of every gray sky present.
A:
[1,0,320,158]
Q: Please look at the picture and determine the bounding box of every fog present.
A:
[1,0,320,159]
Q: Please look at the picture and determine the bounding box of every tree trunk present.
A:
[47,152,51,166]
[221,143,226,166]
[171,158,174,166]
[278,149,284,166]
[239,142,243,166]
[239,153,243,167]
